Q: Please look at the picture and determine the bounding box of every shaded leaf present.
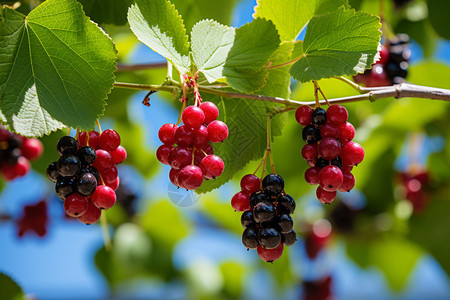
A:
[78,0,133,25]
[0,273,24,300]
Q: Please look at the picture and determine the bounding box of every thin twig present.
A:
[116,62,167,72]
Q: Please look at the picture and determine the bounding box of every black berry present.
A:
[57,136,78,156]
[262,174,284,196]
[312,108,327,125]
[57,154,81,177]
[258,227,281,249]
[242,226,259,249]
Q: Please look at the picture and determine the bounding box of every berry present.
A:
[250,191,272,208]
[101,166,118,185]
[78,131,100,149]
[302,125,321,144]
[156,145,172,165]
[57,155,81,177]
[169,168,180,186]
[78,202,102,225]
[158,123,177,145]
[55,176,75,200]
[242,227,259,249]
[199,155,224,179]
[93,149,114,171]
[92,185,117,210]
[376,45,390,65]
[64,193,89,217]
[168,147,192,170]
[98,129,121,151]
[318,137,341,160]
[257,242,284,262]
[341,141,364,166]
[315,157,329,169]
[107,177,120,191]
[282,230,297,246]
[305,167,320,185]
[295,106,313,126]
[46,162,59,183]
[277,194,296,214]
[320,123,340,139]
[331,157,343,169]
[241,210,255,228]
[338,122,355,143]
[20,138,43,160]
[278,214,294,233]
[76,172,98,196]
[177,165,204,190]
[199,102,219,124]
[366,64,391,87]
[301,144,318,161]
[240,174,261,194]
[182,106,206,129]
[253,202,276,223]
[111,145,127,164]
[258,227,281,249]
[174,125,194,147]
[207,120,229,143]
[57,136,78,156]
[192,125,209,147]
[318,165,343,192]
[312,107,327,125]
[326,104,348,124]
[339,172,356,192]
[316,187,336,204]
[262,174,284,196]
[231,191,251,211]
[76,146,96,165]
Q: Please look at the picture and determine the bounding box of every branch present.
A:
[116,62,167,72]
[114,81,180,93]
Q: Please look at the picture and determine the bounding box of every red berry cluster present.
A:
[398,171,429,212]
[232,174,297,263]
[302,276,332,300]
[157,102,228,190]
[46,129,126,225]
[17,200,48,237]
[0,127,43,180]
[304,219,332,260]
[296,104,364,204]
[354,34,410,87]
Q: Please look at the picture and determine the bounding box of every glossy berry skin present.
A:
[177,165,204,190]
[312,107,327,125]
[207,120,229,143]
[199,155,224,179]
[341,141,365,166]
[99,129,121,151]
[318,165,343,192]
[320,123,339,139]
[168,147,192,170]
[111,145,127,164]
[76,172,97,196]
[64,193,89,217]
[305,167,320,185]
[318,137,341,160]
[92,185,117,210]
[242,227,259,249]
[101,166,118,185]
[55,176,75,200]
[282,230,297,246]
[199,102,219,124]
[78,131,100,149]
[302,125,321,144]
[262,174,284,196]
[156,145,172,165]
[253,202,276,223]
[182,106,206,129]
[78,202,102,225]
[240,174,261,194]
[295,106,313,126]
[250,191,272,208]
[277,194,296,214]
[174,125,194,147]
[316,187,336,204]
[57,155,81,177]
[106,177,120,191]
[192,125,209,147]
[241,210,255,228]
[258,227,281,249]
[231,191,251,211]
[169,168,180,186]
[301,144,318,161]
[366,64,391,87]
[278,214,294,233]
[20,138,43,161]
[339,172,356,192]
[257,242,284,262]
[46,162,59,183]
[158,123,177,145]
[338,122,355,143]
[57,136,78,156]
[326,104,348,124]
[76,146,96,165]
[93,150,114,171]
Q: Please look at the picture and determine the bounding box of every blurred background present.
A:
[1,0,450,299]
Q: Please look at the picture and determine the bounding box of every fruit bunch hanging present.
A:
[296,104,364,204]
[46,128,126,224]
[156,75,228,190]
[0,126,43,180]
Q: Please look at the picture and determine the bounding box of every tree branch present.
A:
[116,62,167,72]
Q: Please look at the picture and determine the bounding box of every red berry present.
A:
[295,106,313,126]
[305,167,320,185]
[366,64,391,87]
[106,177,119,191]
[78,202,102,225]
[93,149,114,171]
[158,123,177,145]
[316,187,336,204]
[199,155,224,179]
[177,165,204,190]
[168,147,192,170]
[318,137,341,160]
[111,145,127,164]
[78,131,100,149]
[338,172,355,192]
[326,104,348,124]
[376,45,389,65]
[98,129,121,151]
[338,122,355,143]
[202,143,214,155]
[182,106,205,129]
[156,145,172,165]
[101,166,118,185]
[91,185,117,210]
[231,191,251,211]
[174,125,194,147]
[207,120,228,143]
[240,174,261,194]
[169,168,180,186]
[341,141,364,166]
[257,242,284,262]
[341,165,353,173]
[200,102,219,124]
[192,125,209,147]
[64,193,89,217]
[320,123,340,139]
[20,138,43,160]
[318,165,343,192]
[301,143,318,161]
[1,156,30,180]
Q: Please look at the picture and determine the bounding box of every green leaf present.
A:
[427,0,450,40]
[0,0,116,137]
[78,0,133,25]
[0,273,24,300]
[222,18,280,93]
[191,20,235,83]
[290,7,381,83]
[254,0,349,42]
[128,0,190,74]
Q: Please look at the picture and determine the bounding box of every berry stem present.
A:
[266,116,276,174]
[166,61,173,81]
[314,81,331,106]
[100,212,112,251]
[75,128,80,140]
[96,120,102,134]
[313,81,320,108]
[253,150,268,175]
[177,99,187,125]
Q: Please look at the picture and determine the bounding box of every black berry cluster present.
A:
[354,34,410,87]
[156,101,228,190]
[46,129,127,225]
[296,105,364,204]
[232,173,297,263]
[0,126,43,180]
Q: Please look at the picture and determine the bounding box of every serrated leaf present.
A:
[191,20,235,83]
[253,0,349,42]
[128,0,190,74]
[222,18,280,93]
[0,273,24,300]
[78,0,133,25]
[0,0,116,137]
[290,7,381,83]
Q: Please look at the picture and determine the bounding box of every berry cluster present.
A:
[0,127,43,180]
[354,34,410,87]
[46,129,126,225]
[17,200,48,237]
[157,102,228,190]
[296,104,364,204]
[398,171,429,212]
[304,219,332,260]
[232,173,297,262]
[302,276,332,300]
